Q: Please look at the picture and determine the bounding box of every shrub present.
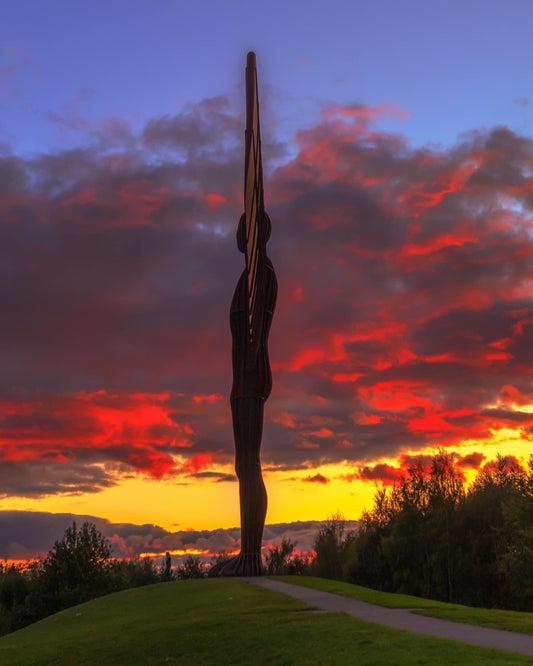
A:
[177,556,205,579]
[265,538,295,575]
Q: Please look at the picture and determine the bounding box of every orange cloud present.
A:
[302,473,329,485]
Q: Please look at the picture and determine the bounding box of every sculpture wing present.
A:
[244,52,264,343]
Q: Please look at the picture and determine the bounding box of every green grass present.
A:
[272,576,443,609]
[273,576,533,636]
[0,579,531,664]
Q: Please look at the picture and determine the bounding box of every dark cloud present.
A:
[456,452,486,469]
[344,450,493,486]
[0,511,356,561]
[345,463,403,485]
[142,97,241,158]
[1,97,533,495]
[302,473,330,485]
[0,462,118,498]
[191,471,237,483]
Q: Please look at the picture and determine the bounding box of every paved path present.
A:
[243,577,533,658]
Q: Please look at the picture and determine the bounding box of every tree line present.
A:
[3,453,532,636]
[311,452,533,611]
[0,522,210,636]
[0,523,312,636]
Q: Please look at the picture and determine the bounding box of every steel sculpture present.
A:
[212,52,277,577]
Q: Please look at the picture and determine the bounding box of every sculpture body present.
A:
[214,52,277,577]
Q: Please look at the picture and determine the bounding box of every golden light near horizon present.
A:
[1,0,533,582]
[2,413,531,537]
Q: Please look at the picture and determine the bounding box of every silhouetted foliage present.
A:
[176,556,205,579]
[41,522,112,607]
[13,522,113,626]
[312,452,533,611]
[209,552,234,568]
[265,538,295,574]
[0,563,30,634]
[312,512,355,580]
[0,564,28,612]
[284,553,312,576]
[0,522,162,636]
[107,557,160,590]
[264,538,312,575]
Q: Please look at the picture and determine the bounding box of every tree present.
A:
[37,521,112,612]
[107,557,160,591]
[313,512,351,580]
[265,538,295,575]
[335,452,533,611]
[177,556,205,579]
[0,564,28,613]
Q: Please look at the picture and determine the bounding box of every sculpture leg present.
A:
[236,397,267,574]
[213,397,266,577]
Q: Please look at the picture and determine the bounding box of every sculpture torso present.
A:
[231,213,277,401]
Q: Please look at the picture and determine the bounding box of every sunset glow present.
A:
[1,1,533,561]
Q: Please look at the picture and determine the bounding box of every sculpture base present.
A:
[208,552,263,577]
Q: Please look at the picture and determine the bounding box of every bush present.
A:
[44,522,111,603]
[312,513,354,580]
[107,557,160,590]
[0,565,28,612]
[177,556,205,579]
[0,564,31,635]
[1,523,177,635]
[265,538,295,575]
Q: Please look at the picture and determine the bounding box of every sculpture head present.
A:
[237,211,271,253]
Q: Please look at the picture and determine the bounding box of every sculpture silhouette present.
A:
[211,52,277,577]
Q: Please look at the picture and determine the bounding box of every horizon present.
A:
[1,2,533,553]
[0,510,360,564]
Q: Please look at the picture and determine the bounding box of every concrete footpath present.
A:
[243,577,533,658]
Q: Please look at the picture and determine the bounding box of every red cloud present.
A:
[270,412,298,429]
[322,102,409,124]
[58,180,175,228]
[205,193,228,209]
[400,453,434,467]
[400,228,479,259]
[1,99,533,498]
[193,394,224,404]
[281,348,326,372]
[0,391,226,489]
[348,452,476,487]
[182,453,213,474]
[346,463,403,485]
[358,381,435,413]
[308,428,334,439]
[456,452,486,469]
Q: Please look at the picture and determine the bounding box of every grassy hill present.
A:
[0,578,530,665]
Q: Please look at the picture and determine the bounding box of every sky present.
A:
[1,0,533,560]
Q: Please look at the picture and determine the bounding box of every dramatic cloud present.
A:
[0,511,351,561]
[456,452,486,469]
[1,96,533,498]
[343,449,503,487]
[345,463,403,486]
